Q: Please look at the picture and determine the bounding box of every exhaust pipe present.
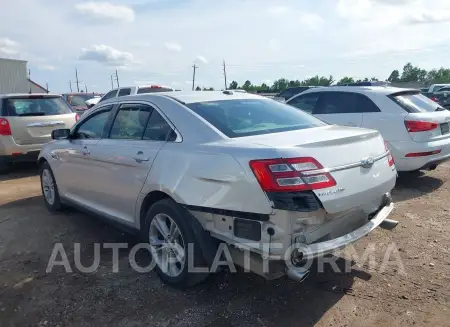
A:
[379,219,399,230]
[286,267,310,283]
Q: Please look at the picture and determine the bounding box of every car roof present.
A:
[102,91,264,105]
[301,86,418,96]
[0,93,62,99]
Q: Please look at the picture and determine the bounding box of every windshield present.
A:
[391,92,444,112]
[5,97,73,116]
[137,87,173,94]
[186,99,326,138]
[67,94,97,106]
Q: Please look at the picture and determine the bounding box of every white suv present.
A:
[87,85,175,108]
[287,86,450,172]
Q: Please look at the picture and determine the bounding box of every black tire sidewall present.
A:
[39,162,61,211]
[143,198,207,287]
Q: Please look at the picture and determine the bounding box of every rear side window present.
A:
[117,88,132,97]
[391,92,443,112]
[314,92,379,114]
[3,97,72,116]
[143,110,174,141]
[109,104,151,139]
[137,87,173,94]
[186,99,326,138]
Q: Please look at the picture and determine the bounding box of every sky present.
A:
[1,0,450,93]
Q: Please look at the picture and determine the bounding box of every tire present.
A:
[39,161,62,212]
[143,198,209,288]
[0,158,9,174]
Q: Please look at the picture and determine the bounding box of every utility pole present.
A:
[46,82,49,93]
[192,64,198,91]
[110,75,114,89]
[75,69,80,92]
[223,60,228,90]
[28,69,32,93]
[85,85,88,93]
[115,69,120,87]
[69,81,73,92]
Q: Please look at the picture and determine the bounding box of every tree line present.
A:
[219,63,450,93]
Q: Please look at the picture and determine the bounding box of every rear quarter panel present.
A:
[141,142,275,215]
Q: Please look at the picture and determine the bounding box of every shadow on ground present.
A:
[0,162,38,182]
[392,171,443,202]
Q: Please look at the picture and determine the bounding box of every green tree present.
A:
[272,78,290,91]
[242,80,252,90]
[195,86,201,91]
[401,62,427,82]
[229,81,238,89]
[337,77,355,85]
[387,70,400,82]
[302,75,334,86]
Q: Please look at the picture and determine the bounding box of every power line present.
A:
[223,60,227,90]
[192,64,198,91]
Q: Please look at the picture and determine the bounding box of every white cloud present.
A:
[79,45,135,67]
[36,64,57,71]
[164,42,182,52]
[266,5,290,16]
[196,55,208,64]
[0,37,20,55]
[406,11,450,25]
[74,2,135,23]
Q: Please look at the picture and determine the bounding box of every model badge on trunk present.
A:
[360,156,375,168]
[317,188,345,196]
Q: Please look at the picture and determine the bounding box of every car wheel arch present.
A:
[139,190,172,230]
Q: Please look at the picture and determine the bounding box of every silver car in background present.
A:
[38,91,397,287]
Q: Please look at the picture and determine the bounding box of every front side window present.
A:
[186,99,326,138]
[99,90,117,102]
[5,96,72,116]
[117,88,132,97]
[109,104,151,139]
[75,109,111,139]
[288,93,319,114]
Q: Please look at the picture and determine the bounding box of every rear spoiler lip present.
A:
[389,89,421,97]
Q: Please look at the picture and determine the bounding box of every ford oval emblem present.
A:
[361,156,375,168]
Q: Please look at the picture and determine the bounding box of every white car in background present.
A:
[86,84,175,108]
[38,91,397,287]
[287,86,450,172]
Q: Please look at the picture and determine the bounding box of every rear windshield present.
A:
[186,99,326,138]
[67,94,98,106]
[3,97,73,117]
[137,87,173,94]
[391,92,444,113]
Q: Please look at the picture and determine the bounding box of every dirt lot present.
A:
[0,164,449,327]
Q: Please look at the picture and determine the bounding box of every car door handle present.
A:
[81,146,90,155]
[133,151,149,162]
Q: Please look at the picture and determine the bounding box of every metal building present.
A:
[0,57,29,93]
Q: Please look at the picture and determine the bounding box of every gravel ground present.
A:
[0,163,449,327]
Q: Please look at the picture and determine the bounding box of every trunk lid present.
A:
[240,125,396,213]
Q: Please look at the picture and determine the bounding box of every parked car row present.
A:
[3,85,448,288]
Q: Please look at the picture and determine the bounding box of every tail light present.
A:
[249,157,336,192]
[384,141,394,167]
[405,120,438,132]
[430,96,439,102]
[0,118,12,136]
[75,113,80,122]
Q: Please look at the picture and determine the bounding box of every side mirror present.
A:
[52,129,71,140]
